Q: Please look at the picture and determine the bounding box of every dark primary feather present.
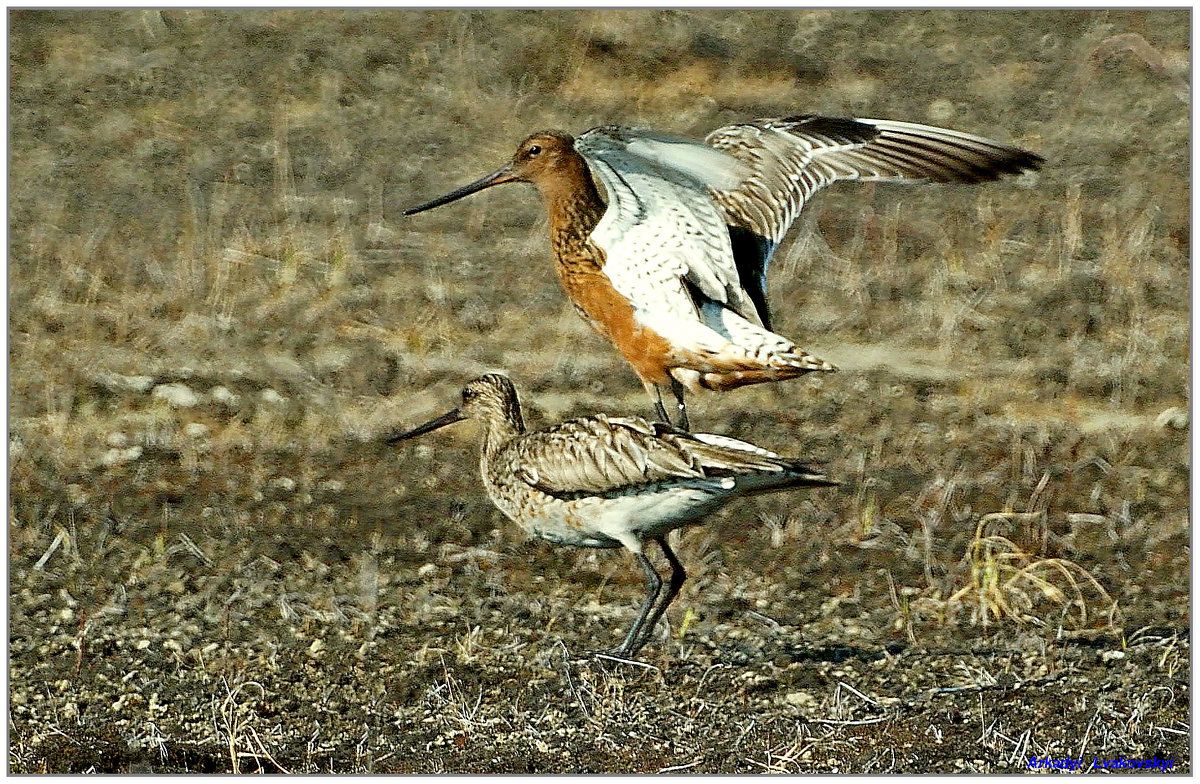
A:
[727,225,774,330]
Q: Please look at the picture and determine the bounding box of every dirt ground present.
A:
[8,9,1190,773]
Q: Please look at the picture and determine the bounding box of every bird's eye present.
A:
[527,144,541,157]
[463,388,477,401]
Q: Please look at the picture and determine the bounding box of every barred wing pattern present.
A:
[706,115,1045,259]
[510,414,801,496]
[576,118,1040,339]
[575,127,765,330]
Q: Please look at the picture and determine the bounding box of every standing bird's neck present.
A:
[479,407,525,463]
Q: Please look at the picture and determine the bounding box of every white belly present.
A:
[489,478,733,550]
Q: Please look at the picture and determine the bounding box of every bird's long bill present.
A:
[386,408,465,442]
[403,165,517,215]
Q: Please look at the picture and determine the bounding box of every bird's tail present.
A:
[755,462,838,493]
[683,431,838,492]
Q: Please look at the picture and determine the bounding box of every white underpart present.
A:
[502,470,805,555]
[584,484,731,549]
[631,300,806,372]
[695,301,801,363]
[508,482,734,554]
[576,129,761,328]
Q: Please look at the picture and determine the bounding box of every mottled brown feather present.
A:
[510,413,807,496]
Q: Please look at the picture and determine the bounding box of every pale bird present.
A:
[388,373,836,659]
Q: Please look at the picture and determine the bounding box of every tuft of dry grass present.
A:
[214,678,290,774]
[8,8,1189,773]
[936,512,1116,630]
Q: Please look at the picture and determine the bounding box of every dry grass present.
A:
[9,8,1189,773]
[214,679,290,774]
[937,512,1116,629]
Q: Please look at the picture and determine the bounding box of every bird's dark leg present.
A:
[669,379,689,431]
[605,549,663,658]
[626,536,688,655]
[647,384,673,426]
[647,382,689,430]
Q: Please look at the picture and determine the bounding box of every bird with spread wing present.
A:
[405,116,1043,429]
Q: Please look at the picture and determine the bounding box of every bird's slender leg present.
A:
[646,381,689,430]
[669,379,690,431]
[626,535,688,656]
[605,549,663,658]
[648,384,672,426]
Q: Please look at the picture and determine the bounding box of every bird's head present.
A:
[387,374,524,442]
[403,131,579,215]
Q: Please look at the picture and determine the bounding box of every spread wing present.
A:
[574,126,765,329]
[706,115,1045,272]
[509,414,801,496]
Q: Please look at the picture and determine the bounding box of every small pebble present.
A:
[270,477,297,493]
[1155,406,1188,431]
[101,446,143,467]
[152,383,201,408]
[211,386,240,405]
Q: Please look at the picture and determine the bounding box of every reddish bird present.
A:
[405,116,1043,429]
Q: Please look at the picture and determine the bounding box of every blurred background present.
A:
[9,9,1190,772]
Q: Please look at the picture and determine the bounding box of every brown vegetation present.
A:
[9,9,1189,772]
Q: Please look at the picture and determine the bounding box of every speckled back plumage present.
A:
[413,376,832,545]
[388,373,837,658]
[500,413,821,498]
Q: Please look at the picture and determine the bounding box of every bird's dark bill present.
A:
[387,408,465,442]
[403,166,517,215]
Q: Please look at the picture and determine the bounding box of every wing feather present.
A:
[575,126,764,328]
[707,115,1043,247]
[571,118,1040,348]
[705,115,1044,283]
[509,414,815,496]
